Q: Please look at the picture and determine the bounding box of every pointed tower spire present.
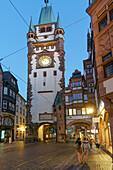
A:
[28,16,35,33]
[44,0,49,7]
[56,13,62,29]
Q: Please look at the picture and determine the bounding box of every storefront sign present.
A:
[92,117,100,123]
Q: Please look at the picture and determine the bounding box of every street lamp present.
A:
[87,108,93,114]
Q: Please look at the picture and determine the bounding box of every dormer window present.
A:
[31,34,33,38]
[40,27,45,33]
[60,30,62,34]
[56,31,59,34]
[46,27,52,32]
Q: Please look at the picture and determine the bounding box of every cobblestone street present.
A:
[0,142,112,170]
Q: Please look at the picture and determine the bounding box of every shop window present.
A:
[110,9,113,21]
[77,109,81,115]
[104,62,113,78]
[102,52,112,62]
[34,72,37,77]
[99,15,107,32]
[4,87,8,95]
[82,108,86,115]
[43,71,47,77]
[3,100,7,109]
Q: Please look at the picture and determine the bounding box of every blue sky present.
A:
[0,0,90,100]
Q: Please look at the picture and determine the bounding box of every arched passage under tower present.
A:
[66,119,92,141]
[38,122,56,142]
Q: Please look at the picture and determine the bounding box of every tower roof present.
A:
[53,92,64,106]
[56,13,62,29]
[28,17,35,33]
[38,6,55,25]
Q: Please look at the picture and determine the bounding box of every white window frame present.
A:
[69,109,72,116]
[4,87,8,95]
[74,94,77,100]
[78,93,82,100]
[84,94,88,101]
[73,109,76,115]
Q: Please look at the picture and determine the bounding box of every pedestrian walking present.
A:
[95,138,100,149]
[89,138,92,151]
[75,137,83,164]
[81,137,90,164]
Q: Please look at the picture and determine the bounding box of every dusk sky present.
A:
[0,0,90,100]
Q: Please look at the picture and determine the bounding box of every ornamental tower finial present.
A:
[44,0,49,7]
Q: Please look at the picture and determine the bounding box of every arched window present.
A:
[60,30,62,34]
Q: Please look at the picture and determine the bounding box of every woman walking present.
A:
[75,137,83,164]
[81,137,90,164]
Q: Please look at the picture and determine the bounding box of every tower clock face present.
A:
[39,56,52,67]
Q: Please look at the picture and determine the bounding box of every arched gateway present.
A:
[38,122,55,141]
[66,119,92,140]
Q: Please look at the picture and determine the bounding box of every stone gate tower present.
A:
[26,1,65,140]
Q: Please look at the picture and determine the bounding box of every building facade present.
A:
[0,71,18,142]
[64,67,96,140]
[14,93,26,140]
[26,1,65,141]
[87,0,113,150]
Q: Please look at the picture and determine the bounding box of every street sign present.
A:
[92,117,100,123]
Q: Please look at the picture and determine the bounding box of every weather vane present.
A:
[44,0,49,7]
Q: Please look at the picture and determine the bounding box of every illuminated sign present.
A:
[1,130,5,139]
